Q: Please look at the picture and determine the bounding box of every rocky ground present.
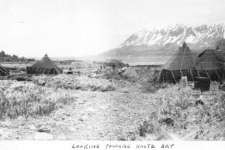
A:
[1,73,224,141]
[0,80,155,140]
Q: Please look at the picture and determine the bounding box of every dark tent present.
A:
[27,54,62,75]
[0,65,9,76]
[193,49,225,81]
[156,42,197,83]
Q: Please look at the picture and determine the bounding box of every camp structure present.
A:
[27,54,62,75]
[156,42,197,83]
[192,49,225,81]
[122,67,138,78]
[0,65,9,76]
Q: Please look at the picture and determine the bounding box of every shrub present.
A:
[32,75,115,92]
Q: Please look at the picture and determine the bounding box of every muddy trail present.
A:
[0,82,155,140]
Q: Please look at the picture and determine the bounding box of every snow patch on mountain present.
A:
[186,35,195,43]
[120,22,225,49]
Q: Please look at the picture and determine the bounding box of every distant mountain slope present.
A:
[100,23,225,57]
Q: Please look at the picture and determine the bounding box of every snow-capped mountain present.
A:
[101,23,225,57]
[121,23,225,48]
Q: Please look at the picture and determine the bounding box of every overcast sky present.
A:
[0,0,225,58]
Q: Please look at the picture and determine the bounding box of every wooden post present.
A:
[197,70,201,77]
[180,76,188,88]
[26,67,29,73]
[155,70,162,84]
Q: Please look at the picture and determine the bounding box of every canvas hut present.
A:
[27,54,62,75]
[193,49,225,81]
[0,65,9,76]
[156,42,197,83]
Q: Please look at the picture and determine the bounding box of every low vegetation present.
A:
[0,74,115,120]
[133,83,225,140]
[0,81,76,120]
[32,75,115,92]
[0,63,225,141]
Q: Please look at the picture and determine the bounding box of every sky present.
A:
[0,0,225,58]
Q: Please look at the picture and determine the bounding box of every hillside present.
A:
[100,23,225,57]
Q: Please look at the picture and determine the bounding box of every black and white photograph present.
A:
[0,0,225,149]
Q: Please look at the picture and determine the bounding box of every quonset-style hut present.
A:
[193,49,225,81]
[122,67,138,78]
[27,54,62,75]
[156,42,197,83]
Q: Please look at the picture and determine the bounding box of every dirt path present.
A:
[0,83,155,140]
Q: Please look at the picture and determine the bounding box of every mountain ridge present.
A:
[100,23,225,57]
